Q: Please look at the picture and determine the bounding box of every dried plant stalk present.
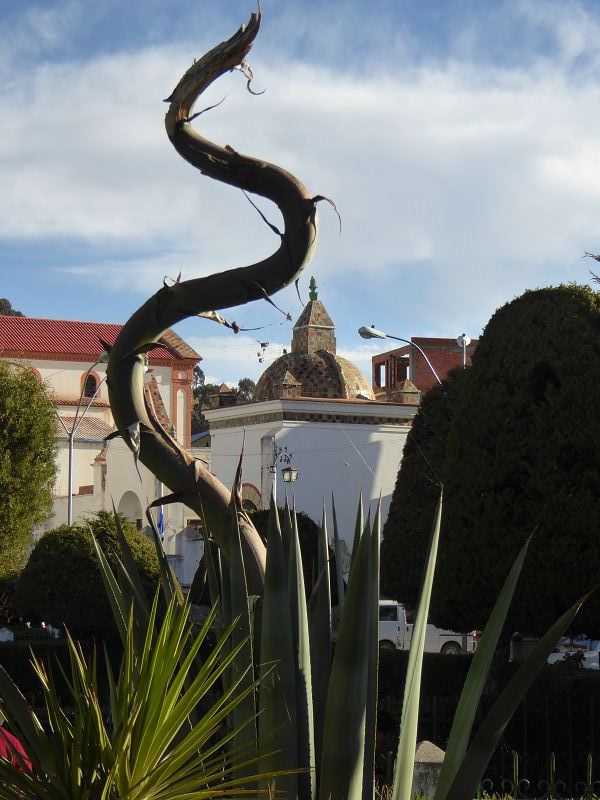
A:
[106,10,320,594]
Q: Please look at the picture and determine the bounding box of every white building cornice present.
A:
[204,396,417,429]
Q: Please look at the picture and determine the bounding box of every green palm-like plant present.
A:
[0,592,280,799]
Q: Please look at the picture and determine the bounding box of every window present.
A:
[83,374,98,398]
[397,356,410,382]
[379,604,398,622]
[374,362,387,388]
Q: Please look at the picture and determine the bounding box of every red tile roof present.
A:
[0,316,201,363]
[55,398,111,408]
[56,416,115,441]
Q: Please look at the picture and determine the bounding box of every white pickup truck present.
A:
[378,599,477,655]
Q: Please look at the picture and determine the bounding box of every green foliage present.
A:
[234,377,256,403]
[380,368,464,620]
[248,507,344,603]
[191,369,255,434]
[0,299,23,316]
[26,483,585,800]
[14,511,159,636]
[382,285,600,636]
[0,361,57,579]
[191,365,219,435]
[0,596,274,799]
[394,495,442,799]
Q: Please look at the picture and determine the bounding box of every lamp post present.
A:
[269,445,299,503]
[358,325,442,386]
[56,354,109,526]
[456,333,471,368]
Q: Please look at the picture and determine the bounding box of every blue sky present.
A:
[3,0,600,384]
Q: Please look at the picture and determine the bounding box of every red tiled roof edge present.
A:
[0,316,201,363]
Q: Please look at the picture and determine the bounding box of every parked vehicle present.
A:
[547,636,600,670]
[378,599,477,654]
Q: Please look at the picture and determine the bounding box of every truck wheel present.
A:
[379,640,396,651]
[441,641,462,655]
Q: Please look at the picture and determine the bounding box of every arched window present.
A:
[242,483,262,511]
[83,374,98,398]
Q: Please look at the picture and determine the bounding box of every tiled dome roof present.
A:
[254,281,374,401]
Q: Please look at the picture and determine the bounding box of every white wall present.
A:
[176,387,186,443]
[22,357,187,552]
[209,422,278,501]
[29,358,109,403]
[54,440,101,495]
[206,399,416,556]
[275,420,410,547]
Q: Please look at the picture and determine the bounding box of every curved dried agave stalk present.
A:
[106,9,321,594]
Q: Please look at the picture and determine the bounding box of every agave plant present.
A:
[0,474,587,800]
[118,463,599,800]
[389,492,590,800]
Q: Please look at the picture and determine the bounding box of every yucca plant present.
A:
[0,587,288,799]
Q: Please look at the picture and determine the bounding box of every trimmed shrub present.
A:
[189,507,343,606]
[382,285,600,636]
[14,511,160,637]
[248,507,343,603]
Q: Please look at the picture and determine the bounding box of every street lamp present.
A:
[358,325,442,385]
[281,466,299,484]
[456,333,471,368]
[269,445,298,503]
[56,352,109,526]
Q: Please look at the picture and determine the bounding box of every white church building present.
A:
[0,315,206,588]
[205,284,419,562]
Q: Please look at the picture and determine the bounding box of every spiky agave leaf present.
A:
[310,502,331,769]
[392,490,443,800]
[444,591,590,800]
[363,498,381,798]
[227,472,258,776]
[318,507,376,800]
[288,506,316,800]
[351,493,364,567]
[331,495,346,613]
[434,536,531,800]
[258,499,298,799]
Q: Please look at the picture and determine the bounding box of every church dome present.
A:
[254,279,375,402]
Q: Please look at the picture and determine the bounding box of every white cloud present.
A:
[186,333,289,385]
[3,1,600,345]
[337,342,385,374]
